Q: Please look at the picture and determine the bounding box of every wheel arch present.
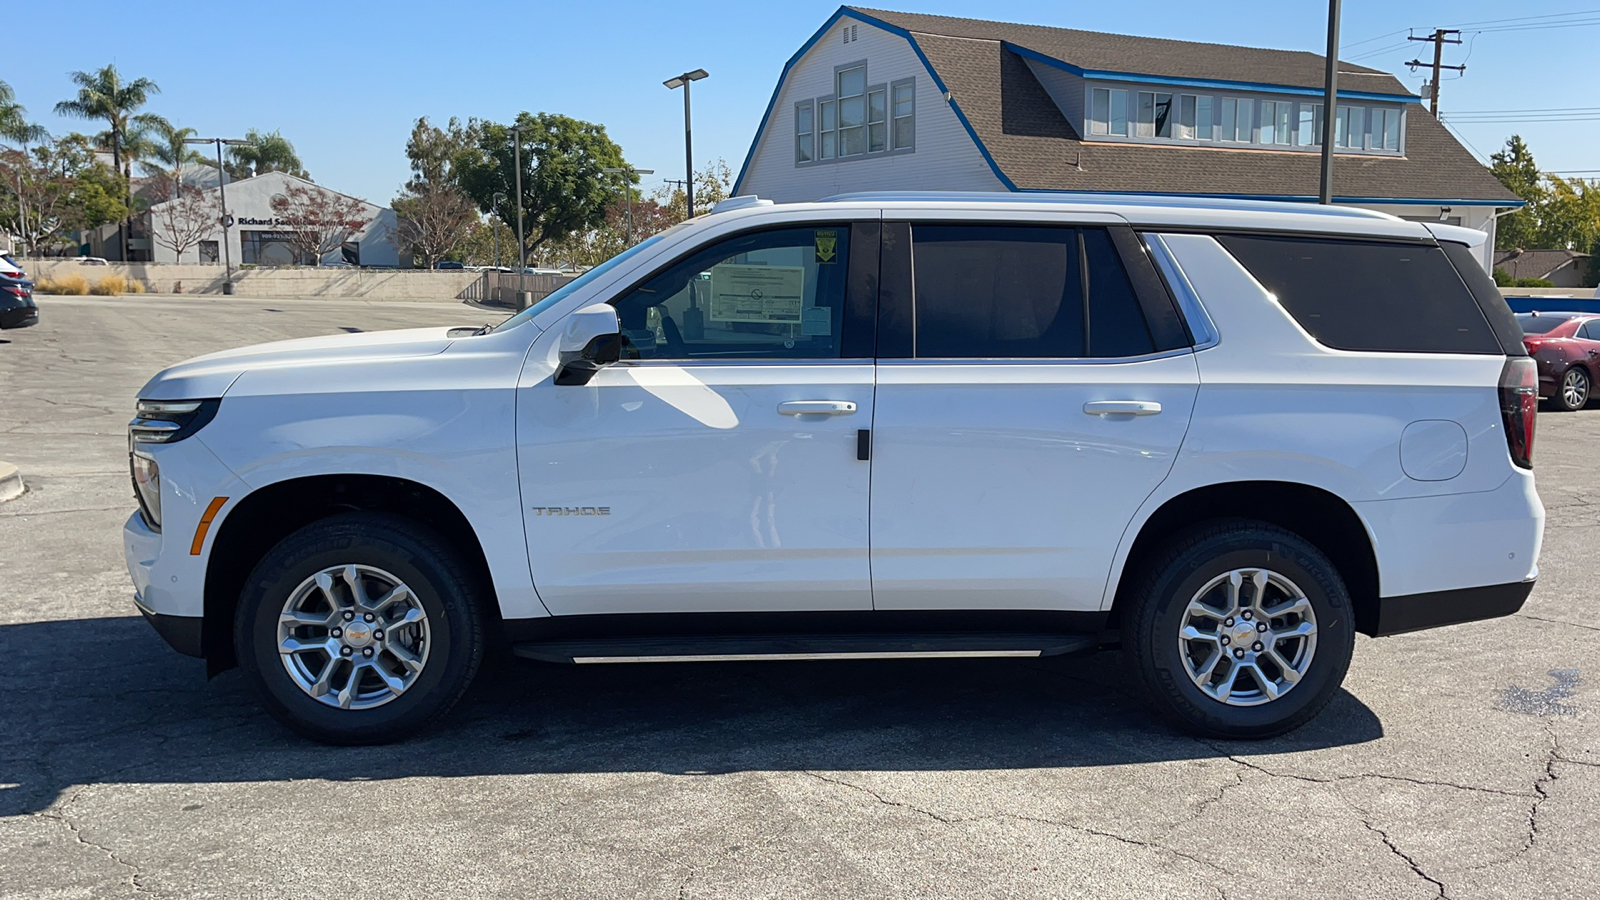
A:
[1105,480,1384,637]
[202,474,502,675]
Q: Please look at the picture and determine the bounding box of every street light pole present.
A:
[1317,0,1341,205]
[186,137,248,294]
[664,69,709,218]
[491,191,505,269]
[602,166,654,244]
[511,123,527,308]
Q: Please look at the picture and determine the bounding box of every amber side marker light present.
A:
[190,497,229,555]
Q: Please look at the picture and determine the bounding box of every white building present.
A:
[145,171,401,267]
[735,7,1521,269]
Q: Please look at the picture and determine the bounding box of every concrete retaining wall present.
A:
[27,260,481,301]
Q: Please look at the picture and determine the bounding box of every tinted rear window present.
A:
[1217,235,1502,354]
[1516,315,1575,335]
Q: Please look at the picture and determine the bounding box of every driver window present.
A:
[611,226,850,360]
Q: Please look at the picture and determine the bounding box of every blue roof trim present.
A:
[1004,42,1421,103]
[732,8,852,196]
[734,6,1019,196]
[1014,188,1525,208]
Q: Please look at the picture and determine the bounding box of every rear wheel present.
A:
[1558,366,1590,411]
[235,512,485,745]
[1122,521,1355,739]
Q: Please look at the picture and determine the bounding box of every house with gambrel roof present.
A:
[734,7,1521,267]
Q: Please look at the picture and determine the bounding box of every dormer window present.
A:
[1086,84,1404,155]
[795,61,915,167]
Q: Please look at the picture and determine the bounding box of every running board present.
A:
[511,632,1099,665]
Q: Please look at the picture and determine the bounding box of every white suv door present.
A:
[516,223,879,616]
[869,221,1199,611]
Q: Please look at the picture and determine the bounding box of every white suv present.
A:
[124,193,1544,744]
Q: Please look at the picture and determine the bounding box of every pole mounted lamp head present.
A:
[664,69,709,90]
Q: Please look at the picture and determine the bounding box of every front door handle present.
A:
[1083,400,1162,417]
[779,400,857,416]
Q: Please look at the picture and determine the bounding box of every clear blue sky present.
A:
[8,1,1597,204]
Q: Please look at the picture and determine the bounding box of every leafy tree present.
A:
[0,135,128,253]
[651,159,735,222]
[453,112,627,264]
[404,116,478,189]
[149,184,219,263]
[227,129,309,179]
[393,183,478,269]
[268,182,371,265]
[53,65,159,259]
[455,216,516,267]
[1490,135,1543,251]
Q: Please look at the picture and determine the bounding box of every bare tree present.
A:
[149,182,219,263]
[269,182,372,266]
[393,183,477,269]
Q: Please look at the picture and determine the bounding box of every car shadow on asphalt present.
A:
[0,616,1383,814]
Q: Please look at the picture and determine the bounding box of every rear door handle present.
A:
[778,400,858,416]
[1083,400,1162,417]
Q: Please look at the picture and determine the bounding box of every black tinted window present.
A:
[612,226,850,360]
[1517,315,1573,335]
[911,225,1155,358]
[1218,235,1502,354]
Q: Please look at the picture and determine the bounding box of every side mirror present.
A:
[555,304,622,386]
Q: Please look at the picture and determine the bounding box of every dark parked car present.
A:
[434,260,465,270]
[1517,312,1599,411]
[0,274,38,329]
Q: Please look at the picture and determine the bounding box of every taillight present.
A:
[1499,357,1537,469]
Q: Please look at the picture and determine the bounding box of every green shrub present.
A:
[1513,277,1555,288]
[1492,267,1512,287]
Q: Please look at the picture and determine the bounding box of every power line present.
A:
[1442,9,1600,28]
[1341,28,1410,50]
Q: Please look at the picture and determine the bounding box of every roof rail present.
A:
[818,190,1397,220]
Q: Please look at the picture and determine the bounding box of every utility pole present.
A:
[184,137,248,294]
[1407,29,1465,116]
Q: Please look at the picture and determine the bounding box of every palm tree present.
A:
[126,114,205,200]
[0,80,49,147]
[53,65,160,259]
[226,129,309,180]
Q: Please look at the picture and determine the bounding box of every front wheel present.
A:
[1558,366,1590,411]
[235,512,485,745]
[1121,521,1355,740]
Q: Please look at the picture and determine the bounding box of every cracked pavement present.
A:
[1,295,1596,898]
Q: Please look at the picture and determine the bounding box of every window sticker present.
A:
[709,264,805,324]
[801,306,832,336]
[815,230,839,264]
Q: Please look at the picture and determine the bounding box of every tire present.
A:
[1121,521,1355,740]
[235,512,485,745]
[1557,366,1590,412]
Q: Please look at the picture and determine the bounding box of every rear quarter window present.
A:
[1217,234,1503,354]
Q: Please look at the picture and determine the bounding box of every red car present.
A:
[1518,312,1600,411]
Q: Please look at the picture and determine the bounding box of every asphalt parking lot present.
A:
[1,294,1596,899]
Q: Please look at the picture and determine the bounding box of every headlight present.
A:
[129,398,221,444]
[131,451,161,530]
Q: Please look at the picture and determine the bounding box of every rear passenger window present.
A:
[910,225,1155,358]
[1217,235,1501,354]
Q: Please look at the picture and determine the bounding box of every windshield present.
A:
[489,234,669,333]
[1516,314,1576,335]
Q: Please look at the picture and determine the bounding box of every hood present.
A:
[139,326,459,400]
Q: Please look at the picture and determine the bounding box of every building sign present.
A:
[236,216,291,227]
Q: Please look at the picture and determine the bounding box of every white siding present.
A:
[1023,59,1085,135]
[739,14,1006,202]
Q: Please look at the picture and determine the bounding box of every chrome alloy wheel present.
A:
[1563,368,1589,410]
[277,565,431,710]
[1177,568,1318,707]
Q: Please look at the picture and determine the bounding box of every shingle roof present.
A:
[1493,249,1591,281]
[869,15,1519,204]
[849,7,1412,96]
